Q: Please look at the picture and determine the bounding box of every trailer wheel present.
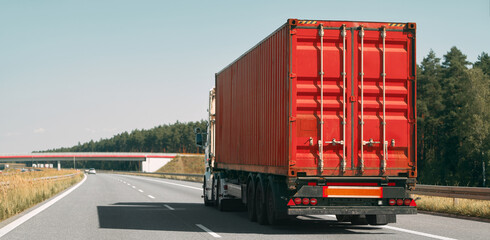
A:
[266,182,279,225]
[246,179,256,221]
[255,180,269,225]
[203,177,212,206]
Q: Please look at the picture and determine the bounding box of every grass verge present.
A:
[413,194,490,219]
[0,169,83,222]
[157,154,204,175]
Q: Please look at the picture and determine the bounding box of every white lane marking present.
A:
[122,175,201,190]
[0,174,87,238]
[196,224,221,238]
[127,183,130,186]
[321,215,456,240]
[164,204,175,210]
[132,186,136,188]
[381,225,457,240]
[138,189,144,193]
[148,195,155,199]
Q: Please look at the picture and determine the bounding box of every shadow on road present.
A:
[97,202,391,236]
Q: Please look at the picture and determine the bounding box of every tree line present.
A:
[417,47,489,187]
[38,120,207,171]
[41,120,207,153]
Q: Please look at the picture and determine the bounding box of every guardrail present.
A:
[411,184,490,201]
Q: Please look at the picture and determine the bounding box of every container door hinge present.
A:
[349,96,357,102]
[290,29,297,35]
[289,73,297,79]
[289,116,296,122]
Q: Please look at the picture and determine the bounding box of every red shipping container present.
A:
[215,19,416,178]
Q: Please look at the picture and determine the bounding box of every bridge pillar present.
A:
[57,161,61,171]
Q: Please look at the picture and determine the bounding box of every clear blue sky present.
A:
[0,0,489,153]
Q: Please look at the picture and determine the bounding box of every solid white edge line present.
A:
[164,204,175,210]
[321,215,456,240]
[148,195,155,199]
[196,224,221,238]
[381,225,457,240]
[0,174,87,238]
[122,175,201,190]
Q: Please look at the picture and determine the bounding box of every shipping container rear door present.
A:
[291,22,415,177]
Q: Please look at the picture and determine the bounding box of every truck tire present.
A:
[335,215,352,222]
[255,180,269,225]
[266,182,279,225]
[246,179,256,221]
[350,215,368,225]
[203,177,212,206]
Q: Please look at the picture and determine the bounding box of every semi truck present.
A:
[196,19,417,225]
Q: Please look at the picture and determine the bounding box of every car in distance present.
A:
[88,168,96,174]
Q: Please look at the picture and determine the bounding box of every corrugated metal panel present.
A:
[291,20,416,177]
[216,24,290,175]
[216,19,416,178]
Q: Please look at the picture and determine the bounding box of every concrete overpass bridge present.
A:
[0,152,182,172]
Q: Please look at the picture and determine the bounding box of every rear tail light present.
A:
[388,199,396,206]
[294,198,302,205]
[396,199,404,206]
[310,198,318,205]
[410,199,417,207]
[302,198,310,205]
[404,198,412,206]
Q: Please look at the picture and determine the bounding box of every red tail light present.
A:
[396,199,404,206]
[287,199,296,206]
[302,198,310,205]
[294,198,302,205]
[310,198,317,205]
[410,199,417,207]
[404,198,412,206]
[388,199,396,206]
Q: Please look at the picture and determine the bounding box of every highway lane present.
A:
[1,173,489,239]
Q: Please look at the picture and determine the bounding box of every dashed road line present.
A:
[196,224,221,238]
[164,204,175,210]
[122,175,201,190]
[132,186,136,188]
[138,189,143,193]
[147,195,155,199]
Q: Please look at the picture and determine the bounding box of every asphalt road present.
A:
[1,173,488,240]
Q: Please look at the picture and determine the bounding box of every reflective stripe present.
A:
[323,186,382,198]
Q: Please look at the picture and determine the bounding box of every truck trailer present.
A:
[197,19,417,225]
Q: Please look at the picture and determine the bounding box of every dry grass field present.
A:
[0,169,83,222]
[413,194,490,219]
[157,154,205,175]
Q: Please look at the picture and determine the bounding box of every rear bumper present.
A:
[288,206,417,215]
